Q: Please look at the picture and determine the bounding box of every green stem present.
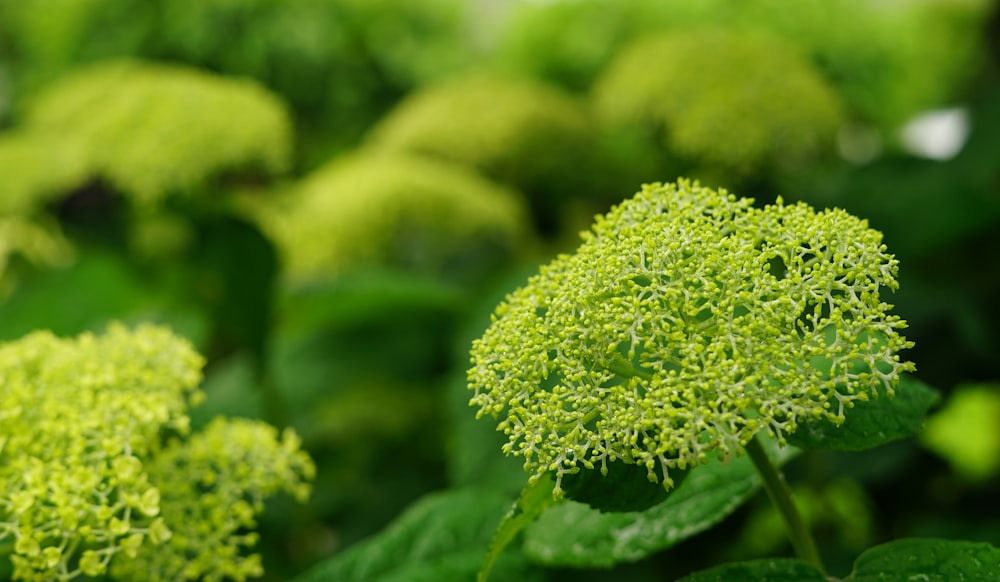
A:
[744,434,825,576]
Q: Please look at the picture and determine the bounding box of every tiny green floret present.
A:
[468,180,914,496]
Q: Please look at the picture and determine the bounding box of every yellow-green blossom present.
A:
[0,324,203,580]
[469,180,914,495]
[110,418,315,582]
[0,324,313,581]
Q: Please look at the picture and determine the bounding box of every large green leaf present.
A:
[294,488,542,582]
[845,538,1000,582]
[561,459,686,513]
[522,442,798,567]
[787,374,940,451]
[478,475,558,582]
[676,558,825,582]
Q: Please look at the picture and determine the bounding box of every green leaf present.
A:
[478,475,557,582]
[522,441,798,567]
[561,460,686,513]
[677,558,826,582]
[294,489,543,582]
[845,538,1000,582]
[787,374,940,451]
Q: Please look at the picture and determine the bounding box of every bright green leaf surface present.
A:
[522,443,797,567]
[787,374,939,452]
[677,558,826,582]
[294,489,541,582]
[846,538,1000,582]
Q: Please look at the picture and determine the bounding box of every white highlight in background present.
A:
[900,107,970,161]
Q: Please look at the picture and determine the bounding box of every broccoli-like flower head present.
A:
[469,180,914,495]
[23,60,291,204]
[593,29,843,177]
[0,324,313,581]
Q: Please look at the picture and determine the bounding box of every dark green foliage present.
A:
[560,461,685,514]
[787,375,941,452]
[293,489,544,582]
[521,445,798,567]
[847,538,1000,582]
[677,558,826,582]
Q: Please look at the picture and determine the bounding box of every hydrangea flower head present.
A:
[0,324,313,581]
[469,180,914,495]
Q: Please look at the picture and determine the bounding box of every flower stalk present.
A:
[745,434,825,576]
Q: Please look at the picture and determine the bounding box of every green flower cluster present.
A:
[367,73,594,202]
[593,30,843,178]
[21,60,291,204]
[469,180,914,495]
[110,418,314,581]
[0,324,314,580]
[254,151,530,282]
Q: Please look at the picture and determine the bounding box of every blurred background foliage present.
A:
[0,0,998,580]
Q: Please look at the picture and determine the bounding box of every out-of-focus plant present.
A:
[493,0,989,138]
[922,384,1000,482]
[0,132,83,294]
[0,0,151,117]
[20,60,291,206]
[0,323,314,581]
[592,29,843,186]
[249,151,531,284]
[150,0,475,155]
[490,0,722,92]
[0,0,476,155]
[0,61,292,361]
[366,73,598,231]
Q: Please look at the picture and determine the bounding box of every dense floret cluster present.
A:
[469,180,914,494]
[0,324,313,580]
